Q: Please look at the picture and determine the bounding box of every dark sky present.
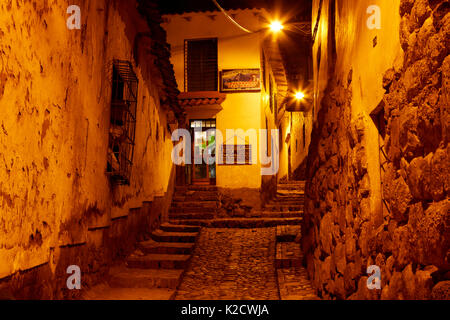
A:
[156,0,311,22]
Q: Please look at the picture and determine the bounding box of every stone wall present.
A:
[302,0,449,300]
[0,0,179,298]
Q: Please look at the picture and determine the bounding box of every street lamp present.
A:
[269,21,284,33]
[294,91,305,101]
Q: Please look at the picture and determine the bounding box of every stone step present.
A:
[150,229,198,243]
[276,242,302,268]
[277,182,306,188]
[171,201,218,208]
[276,225,301,242]
[277,188,305,193]
[168,219,209,226]
[277,268,320,300]
[138,239,195,255]
[275,194,305,198]
[169,206,216,214]
[160,223,201,233]
[278,181,305,185]
[83,283,175,300]
[108,266,183,289]
[250,211,303,218]
[175,185,218,192]
[276,190,305,198]
[169,217,303,228]
[268,200,304,205]
[264,204,303,211]
[173,195,219,202]
[278,180,305,185]
[168,212,215,220]
[276,191,305,195]
[126,253,191,269]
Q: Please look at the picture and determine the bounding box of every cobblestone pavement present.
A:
[175,228,280,300]
[278,267,319,300]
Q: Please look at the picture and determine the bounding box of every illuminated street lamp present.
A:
[282,90,311,112]
[269,21,284,33]
[294,91,305,101]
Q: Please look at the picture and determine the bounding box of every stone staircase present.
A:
[169,185,220,222]
[271,181,319,300]
[275,224,319,300]
[248,180,305,221]
[169,181,306,228]
[82,223,200,300]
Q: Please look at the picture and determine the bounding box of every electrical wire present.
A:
[211,0,255,33]
[211,0,312,37]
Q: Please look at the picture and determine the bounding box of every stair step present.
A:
[276,225,301,242]
[277,268,320,300]
[168,219,210,226]
[138,239,194,255]
[275,194,305,198]
[151,229,198,243]
[160,223,200,233]
[269,200,303,205]
[277,187,305,192]
[169,217,303,228]
[126,253,191,269]
[251,211,303,218]
[278,180,305,184]
[171,201,218,208]
[276,242,302,268]
[173,195,219,202]
[169,206,216,214]
[83,283,175,300]
[175,185,218,192]
[108,266,183,289]
[169,212,215,219]
[264,204,303,211]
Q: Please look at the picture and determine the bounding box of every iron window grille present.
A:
[106,59,138,185]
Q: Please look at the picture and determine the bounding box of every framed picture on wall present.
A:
[220,69,261,93]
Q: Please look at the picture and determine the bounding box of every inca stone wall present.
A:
[0,0,178,298]
[302,0,449,299]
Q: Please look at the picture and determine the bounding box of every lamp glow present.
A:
[294,91,305,100]
[269,21,284,32]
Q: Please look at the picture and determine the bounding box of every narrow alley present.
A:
[0,0,449,303]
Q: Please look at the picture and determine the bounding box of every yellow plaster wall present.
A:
[0,1,174,280]
[312,0,403,233]
[163,10,268,189]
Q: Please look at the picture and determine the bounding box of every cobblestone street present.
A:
[175,228,280,300]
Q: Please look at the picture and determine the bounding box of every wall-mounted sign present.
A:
[220,69,261,93]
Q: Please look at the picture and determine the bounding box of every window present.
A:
[107,60,138,185]
[185,38,218,92]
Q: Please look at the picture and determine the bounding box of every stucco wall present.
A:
[0,0,176,298]
[303,0,449,299]
[163,10,268,189]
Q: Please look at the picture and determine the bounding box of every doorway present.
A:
[189,119,216,185]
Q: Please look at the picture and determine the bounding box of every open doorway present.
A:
[189,119,216,185]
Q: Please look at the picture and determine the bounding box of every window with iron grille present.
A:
[106,59,138,185]
[185,38,218,92]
